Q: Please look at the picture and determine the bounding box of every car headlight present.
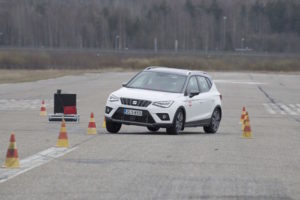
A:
[152,100,174,108]
[108,94,119,102]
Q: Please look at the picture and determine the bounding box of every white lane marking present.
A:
[0,147,77,183]
[289,104,296,109]
[278,103,298,115]
[297,108,300,114]
[264,103,300,115]
[0,99,53,111]
[296,104,300,113]
[269,103,286,115]
[263,103,276,114]
[214,80,267,85]
[288,104,300,114]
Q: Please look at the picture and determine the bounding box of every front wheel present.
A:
[166,109,184,135]
[204,108,221,134]
[106,120,122,133]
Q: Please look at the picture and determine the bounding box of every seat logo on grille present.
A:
[132,100,137,105]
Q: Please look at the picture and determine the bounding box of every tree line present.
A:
[0,0,300,52]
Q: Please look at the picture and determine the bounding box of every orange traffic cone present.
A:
[87,112,97,135]
[3,132,20,168]
[239,106,246,124]
[40,100,47,116]
[243,113,252,138]
[56,119,69,147]
[241,111,249,131]
[102,117,106,128]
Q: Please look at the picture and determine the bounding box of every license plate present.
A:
[124,109,143,116]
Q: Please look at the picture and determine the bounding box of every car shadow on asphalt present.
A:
[107,131,208,135]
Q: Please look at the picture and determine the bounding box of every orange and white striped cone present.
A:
[56,119,69,148]
[40,100,47,116]
[3,132,20,168]
[243,114,252,138]
[87,112,97,135]
[239,106,246,124]
[241,112,249,131]
[102,117,106,129]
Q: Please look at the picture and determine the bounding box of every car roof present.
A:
[144,66,210,78]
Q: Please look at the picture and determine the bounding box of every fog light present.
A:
[157,113,170,121]
[105,106,113,114]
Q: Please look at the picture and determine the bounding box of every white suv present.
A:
[104,67,222,134]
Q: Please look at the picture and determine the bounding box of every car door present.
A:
[184,76,203,122]
[196,76,214,119]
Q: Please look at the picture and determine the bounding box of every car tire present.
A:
[147,126,160,132]
[106,120,122,133]
[203,108,221,134]
[166,109,184,135]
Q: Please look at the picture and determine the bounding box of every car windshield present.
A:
[126,71,187,93]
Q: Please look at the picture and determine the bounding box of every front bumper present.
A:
[106,116,173,128]
[105,101,176,128]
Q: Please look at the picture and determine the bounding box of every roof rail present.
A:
[197,70,207,74]
[145,67,152,70]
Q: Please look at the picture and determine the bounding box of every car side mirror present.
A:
[122,82,127,87]
[189,90,200,98]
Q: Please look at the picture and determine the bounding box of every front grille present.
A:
[120,98,151,107]
[112,107,155,124]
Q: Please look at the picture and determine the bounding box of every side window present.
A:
[205,78,212,89]
[186,76,200,94]
[197,76,210,93]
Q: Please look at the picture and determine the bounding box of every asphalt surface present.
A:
[0,71,299,200]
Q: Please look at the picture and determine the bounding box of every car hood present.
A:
[112,87,182,101]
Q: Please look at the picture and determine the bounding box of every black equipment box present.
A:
[48,90,80,122]
[54,93,76,114]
